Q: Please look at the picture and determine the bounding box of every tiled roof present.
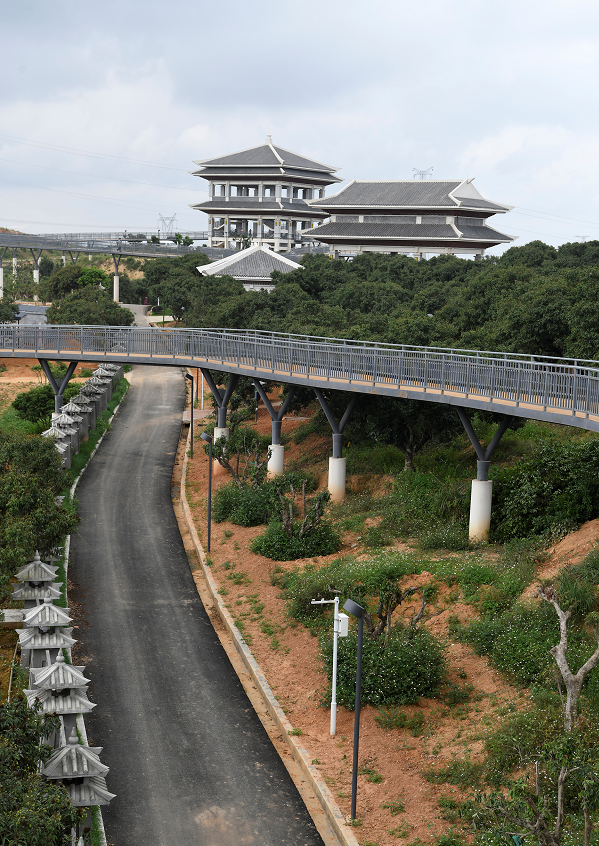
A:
[30,654,89,690]
[25,686,95,715]
[305,221,513,243]
[15,552,58,583]
[199,245,303,280]
[62,775,115,806]
[311,180,511,212]
[43,734,108,780]
[13,581,62,601]
[192,166,341,183]
[191,200,323,215]
[194,141,338,173]
[23,598,72,628]
[17,626,76,651]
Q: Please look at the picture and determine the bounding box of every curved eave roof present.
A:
[191,166,341,184]
[308,180,511,214]
[193,141,339,174]
[199,245,303,280]
[190,200,328,217]
[304,221,514,245]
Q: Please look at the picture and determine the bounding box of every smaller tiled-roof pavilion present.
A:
[305,178,515,259]
[198,244,302,291]
[190,136,341,251]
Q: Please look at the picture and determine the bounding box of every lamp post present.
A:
[181,306,187,328]
[200,433,212,552]
[343,598,365,821]
[184,373,194,459]
[311,596,349,735]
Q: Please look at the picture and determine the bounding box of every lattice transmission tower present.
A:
[158,214,178,237]
[412,167,433,179]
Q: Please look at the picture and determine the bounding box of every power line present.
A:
[0,133,189,171]
[0,156,202,192]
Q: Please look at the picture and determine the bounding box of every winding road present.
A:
[69,358,325,845]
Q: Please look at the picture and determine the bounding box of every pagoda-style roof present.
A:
[24,598,72,628]
[193,136,340,178]
[25,686,96,716]
[41,426,69,441]
[30,654,89,690]
[17,626,76,652]
[190,199,327,218]
[15,552,58,583]
[13,581,62,602]
[43,731,107,780]
[198,245,303,283]
[309,179,512,214]
[60,401,84,414]
[304,219,514,247]
[62,775,115,806]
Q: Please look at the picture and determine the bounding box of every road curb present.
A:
[179,425,360,846]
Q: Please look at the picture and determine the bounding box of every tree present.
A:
[0,431,79,599]
[0,298,19,323]
[13,382,80,426]
[39,256,54,278]
[0,697,81,845]
[46,287,134,326]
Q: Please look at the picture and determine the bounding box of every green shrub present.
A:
[250,520,341,561]
[13,383,80,425]
[320,624,446,707]
[423,758,484,789]
[375,708,426,735]
[492,439,599,541]
[277,552,426,624]
[212,482,273,526]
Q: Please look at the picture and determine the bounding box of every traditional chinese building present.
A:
[190,136,341,251]
[305,179,514,259]
[198,244,303,291]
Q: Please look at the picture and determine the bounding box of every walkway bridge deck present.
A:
[1,325,598,433]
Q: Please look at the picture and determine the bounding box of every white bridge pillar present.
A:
[213,426,229,476]
[469,479,493,542]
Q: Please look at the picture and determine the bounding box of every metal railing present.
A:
[1,326,598,429]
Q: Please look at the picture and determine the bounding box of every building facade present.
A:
[190,137,341,251]
[305,179,514,259]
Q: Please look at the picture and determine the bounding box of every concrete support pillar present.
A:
[112,254,121,302]
[456,408,513,544]
[313,389,356,503]
[268,444,285,477]
[33,268,40,285]
[62,252,66,267]
[469,480,493,542]
[39,360,77,414]
[0,267,3,299]
[328,458,347,503]
[213,426,229,476]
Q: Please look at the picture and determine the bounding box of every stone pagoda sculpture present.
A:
[43,729,115,808]
[12,551,62,609]
[26,653,96,739]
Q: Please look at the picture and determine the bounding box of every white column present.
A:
[267,444,285,477]
[469,480,493,542]
[328,457,346,502]
[213,426,229,476]
[0,267,3,299]
[33,268,40,286]
[113,275,119,303]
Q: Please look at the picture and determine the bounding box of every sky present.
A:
[2,0,599,252]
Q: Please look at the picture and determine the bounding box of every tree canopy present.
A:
[0,431,79,600]
[46,286,134,326]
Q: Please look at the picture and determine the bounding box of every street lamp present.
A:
[311,596,349,735]
[343,598,365,821]
[200,432,212,552]
[184,373,194,458]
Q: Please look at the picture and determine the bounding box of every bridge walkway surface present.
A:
[68,361,325,846]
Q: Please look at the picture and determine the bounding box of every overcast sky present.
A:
[2,0,599,251]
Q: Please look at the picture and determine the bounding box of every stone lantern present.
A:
[88,374,112,401]
[102,362,124,380]
[94,366,119,389]
[85,378,109,411]
[60,400,89,439]
[79,383,105,416]
[43,729,115,809]
[41,426,71,468]
[17,623,76,669]
[71,392,97,429]
[13,551,62,609]
[23,594,72,630]
[26,653,95,739]
[51,412,80,453]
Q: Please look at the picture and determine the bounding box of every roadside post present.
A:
[185,372,194,458]
[310,596,349,736]
[343,598,365,821]
[200,433,213,552]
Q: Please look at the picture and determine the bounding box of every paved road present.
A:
[69,364,324,846]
